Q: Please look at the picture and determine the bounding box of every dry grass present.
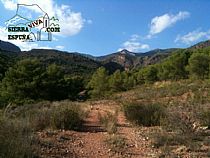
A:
[98,110,118,134]
[105,134,127,154]
[114,80,210,157]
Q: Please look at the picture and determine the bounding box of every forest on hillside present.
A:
[0,47,209,106]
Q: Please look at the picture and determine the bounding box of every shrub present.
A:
[153,131,188,148]
[158,109,206,152]
[3,101,85,131]
[29,108,52,131]
[0,118,39,158]
[162,110,195,134]
[3,101,52,131]
[123,103,166,126]
[105,135,127,154]
[52,105,83,131]
[98,111,118,134]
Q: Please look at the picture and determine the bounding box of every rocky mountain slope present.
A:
[97,48,179,70]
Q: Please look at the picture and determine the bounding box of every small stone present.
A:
[129,144,135,147]
[174,145,187,153]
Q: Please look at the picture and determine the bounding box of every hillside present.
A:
[20,49,102,76]
[0,49,19,80]
[0,40,21,53]
[190,40,210,49]
[97,48,179,70]
[0,40,181,75]
[0,39,210,77]
[139,48,179,57]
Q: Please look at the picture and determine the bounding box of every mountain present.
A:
[75,52,98,61]
[0,48,19,80]
[0,40,21,53]
[97,48,179,70]
[20,49,102,76]
[97,49,137,70]
[190,40,210,49]
[138,48,179,57]
[0,40,180,75]
[1,39,209,76]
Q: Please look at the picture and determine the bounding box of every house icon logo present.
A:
[37,13,52,41]
[5,4,60,42]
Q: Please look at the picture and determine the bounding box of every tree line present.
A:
[0,47,209,105]
[87,48,210,97]
[0,58,84,106]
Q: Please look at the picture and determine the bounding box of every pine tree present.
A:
[0,59,45,104]
[109,70,124,92]
[187,53,210,79]
[87,67,109,98]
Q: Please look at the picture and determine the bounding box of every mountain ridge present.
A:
[190,40,210,49]
[0,40,21,53]
[1,39,210,74]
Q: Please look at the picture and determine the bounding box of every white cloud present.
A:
[119,34,150,52]
[0,26,8,41]
[130,34,140,41]
[1,0,85,36]
[149,11,190,36]
[0,0,17,10]
[175,29,210,45]
[54,5,84,36]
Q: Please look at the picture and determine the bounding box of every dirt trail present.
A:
[38,100,160,158]
[117,111,159,157]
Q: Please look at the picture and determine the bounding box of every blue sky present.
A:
[0,0,210,56]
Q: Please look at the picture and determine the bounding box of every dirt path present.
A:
[117,111,160,157]
[38,100,160,158]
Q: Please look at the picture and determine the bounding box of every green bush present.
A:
[187,53,210,79]
[123,103,166,126]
